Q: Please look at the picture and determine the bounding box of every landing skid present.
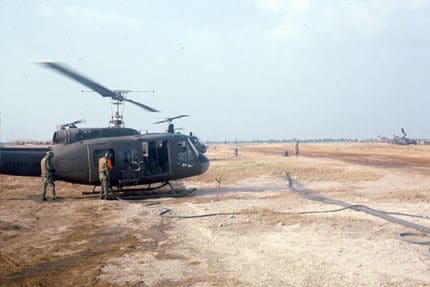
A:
[82,181,195,200]
[117,181,174,193]
[114,188,195,200]
[82,185,100,195]
[82,182,172,195]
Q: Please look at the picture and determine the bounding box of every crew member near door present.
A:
[98,152,113,199]
[41,151,56,201]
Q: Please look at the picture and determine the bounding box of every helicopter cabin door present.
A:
[86,144,115,185]
[140,140,169,177]
[117,146,142,186]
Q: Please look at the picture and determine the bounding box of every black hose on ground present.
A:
[159,174,429,246]
[159,206,367,219]
[285,173,430,245]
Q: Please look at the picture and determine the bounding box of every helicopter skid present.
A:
[82,182,195,199]
[82,182,170,195]
[114,186,196,200]
[118,181,172,192]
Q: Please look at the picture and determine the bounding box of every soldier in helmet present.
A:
[98,152,113,199]
[41,151,56,201]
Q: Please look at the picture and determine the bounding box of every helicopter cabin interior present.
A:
[88,136,197,186]
[141,140,169,175]
[92,140,169,174]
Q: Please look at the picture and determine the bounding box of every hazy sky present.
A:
[1,0,429,142]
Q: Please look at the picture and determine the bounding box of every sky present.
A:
[1,0,429,142]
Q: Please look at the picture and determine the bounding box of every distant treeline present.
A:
[206,139,361,144]
[206,138,430,144]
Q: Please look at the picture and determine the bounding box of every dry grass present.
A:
[373,189,430,202]
[191,144,383,184]
[243,142,430,167]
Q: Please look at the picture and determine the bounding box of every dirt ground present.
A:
[1,142,429,286]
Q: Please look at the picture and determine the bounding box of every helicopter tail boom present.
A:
[0,146,50,176]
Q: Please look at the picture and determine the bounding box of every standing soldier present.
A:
[98,152,113,199]
[295,141,300,156]
[234,148,239,157]
[41,151,56,201]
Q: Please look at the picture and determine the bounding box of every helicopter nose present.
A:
[198,153,209,174]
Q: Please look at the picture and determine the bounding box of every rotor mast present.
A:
[81,89,155,128]
[110,93,125,128]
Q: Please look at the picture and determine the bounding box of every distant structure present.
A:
[14,139,51,146]
[376,128,419,145]
[393,128,417,145]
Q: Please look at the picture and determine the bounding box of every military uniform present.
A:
[41,151,56,201]
[98,154,113,199]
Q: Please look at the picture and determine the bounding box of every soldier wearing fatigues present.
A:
[295,141,300,156]
[41,151,56,201]
[98,153,113,199]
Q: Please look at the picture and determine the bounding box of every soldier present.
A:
[41,151,56,201]
[295,141,300,156]
[234,148,239,157]
[98,152,113,199]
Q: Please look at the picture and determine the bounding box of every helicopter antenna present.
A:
[37,62,159,128]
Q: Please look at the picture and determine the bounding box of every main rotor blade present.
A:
[39,61,159,113]
[38,62,118,99]
[153,114,189,124]
[153,119,168,124]
[125,98,160,112]
[169,114,189,121]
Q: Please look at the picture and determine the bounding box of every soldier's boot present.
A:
[51,187,57,200]
[100,191,105,200]
[42,189,47,201]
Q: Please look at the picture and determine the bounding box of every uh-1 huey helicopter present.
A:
[0,62,209,193]
[393,128,418,145]
[153,115,207,154]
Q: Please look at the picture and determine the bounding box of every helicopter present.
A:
[0,62,209,192]
[153,115,207,153]
[393,128,417,145]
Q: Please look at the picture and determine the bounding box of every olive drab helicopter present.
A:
[0,62,209,192]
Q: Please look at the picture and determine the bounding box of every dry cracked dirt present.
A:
[1,143,429,286]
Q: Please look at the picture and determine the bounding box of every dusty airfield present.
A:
[1,142,430,286]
